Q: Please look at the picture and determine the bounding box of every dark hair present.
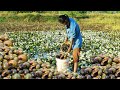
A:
[58,14,69,24]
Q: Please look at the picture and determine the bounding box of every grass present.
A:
[0,11,120,33]
[77,13,120,31]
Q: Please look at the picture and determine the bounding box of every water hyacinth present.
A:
[6,30,120,67]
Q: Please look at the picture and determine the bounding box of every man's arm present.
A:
[64,36,68,43]
[67,38,74,53]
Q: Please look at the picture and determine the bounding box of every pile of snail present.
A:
[57,42,70,60]
[80,54,120,79]
[61,43,70,52]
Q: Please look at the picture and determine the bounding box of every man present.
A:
[58,14,82,73]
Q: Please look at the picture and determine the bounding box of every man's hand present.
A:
[60,53,64,59]
[66,47,71,54]
[64,37,68,43]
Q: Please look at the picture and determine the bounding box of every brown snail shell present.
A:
[113,57,119,63]
[0,34,8,41]
[2,61,9,70]
[101,73,109,79]
[2,70,9,77]
[2,46,10,53]
[109,74,116,79]
[84,67,92,74]
[91,68,99,77]
[93,75,101,79]
[13,49,23,55]
[8,60,18,67]
[18,54,28,62]
[4,40,13,47]
[108,67,116,74]
[115,69,120,77]
[101,58,108,66]
[107,58,113,64]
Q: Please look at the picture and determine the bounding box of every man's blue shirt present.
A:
[66,18,82,49]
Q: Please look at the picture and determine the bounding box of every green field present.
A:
[0,11,120,33]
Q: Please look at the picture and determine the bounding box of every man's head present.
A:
[58,14,69,25]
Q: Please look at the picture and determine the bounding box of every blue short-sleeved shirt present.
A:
[65,18,82,50]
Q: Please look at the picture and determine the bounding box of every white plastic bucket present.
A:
[56,58,70,73]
